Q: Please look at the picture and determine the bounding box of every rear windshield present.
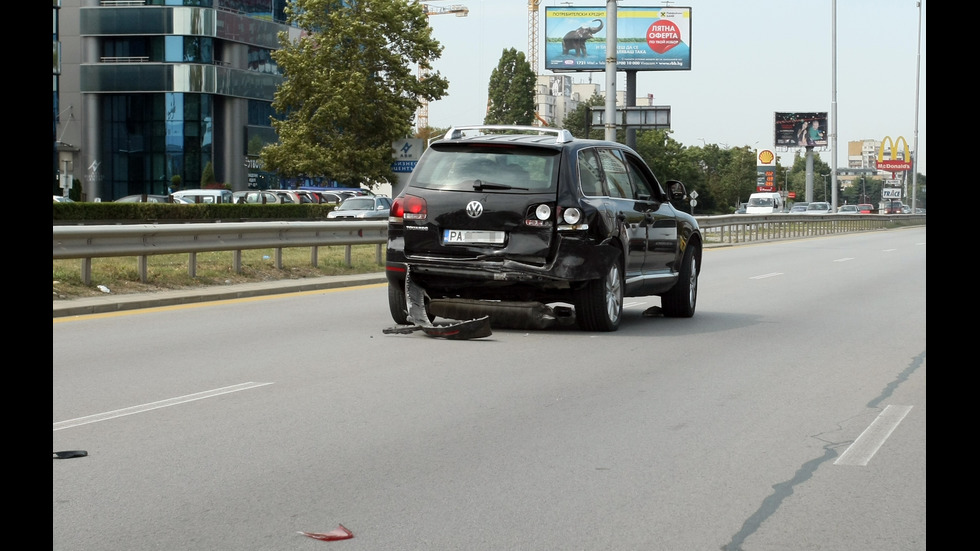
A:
[411,145,559,192]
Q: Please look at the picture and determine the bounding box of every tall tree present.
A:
[559,92,605,137]
[262,0,449,187]
[484,48,536,126]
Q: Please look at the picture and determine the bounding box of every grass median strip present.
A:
[53,245,386,300]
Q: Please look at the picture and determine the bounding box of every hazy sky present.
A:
[423,0,927,175]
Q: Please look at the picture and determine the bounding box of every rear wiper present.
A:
[471,179,527,190]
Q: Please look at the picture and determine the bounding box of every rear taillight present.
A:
[394,195,427,221]
[390,197,404,220]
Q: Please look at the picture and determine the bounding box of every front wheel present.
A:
[575,253,624,332]
[661,243,699,318]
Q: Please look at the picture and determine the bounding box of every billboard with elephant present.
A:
[544,6,692,72]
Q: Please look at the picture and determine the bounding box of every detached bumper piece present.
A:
[383,267,493,340]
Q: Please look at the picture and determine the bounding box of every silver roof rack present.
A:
[443,125,574,144]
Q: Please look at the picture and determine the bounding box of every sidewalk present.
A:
[53,272,388,318]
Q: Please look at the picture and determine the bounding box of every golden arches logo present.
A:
[877,136,910,163]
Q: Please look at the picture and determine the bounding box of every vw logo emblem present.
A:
[465,201,484,218]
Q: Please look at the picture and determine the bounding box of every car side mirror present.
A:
[666,180,687,201]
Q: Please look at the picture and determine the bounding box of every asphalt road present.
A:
[53,228,926,550]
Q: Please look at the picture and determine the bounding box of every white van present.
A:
[170,189,234,204]
[745,192,783,214]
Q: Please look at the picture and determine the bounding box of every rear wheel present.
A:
[661,243,699,317]
[387,280,433,324]
[388,282,410,325]
[575,253,623,332]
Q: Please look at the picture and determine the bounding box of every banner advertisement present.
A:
[544,6,692,72]
[774,112,828,148]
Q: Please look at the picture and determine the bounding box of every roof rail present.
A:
[443,125,574,144]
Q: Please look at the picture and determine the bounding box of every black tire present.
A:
[575,252,624,332]
[388,282,410,325]
[661,243,699,318]
[388,280,434,324]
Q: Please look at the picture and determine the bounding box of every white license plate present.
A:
[443,229,505,244]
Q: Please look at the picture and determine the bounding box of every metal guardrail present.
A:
[695,213,925,246]
[53,215,924,285]
[53,220,387,285]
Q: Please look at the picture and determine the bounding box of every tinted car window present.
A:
[413,146,559,192]
[628,160,660,200]
[598,148,631,198]
[578,149,603,196]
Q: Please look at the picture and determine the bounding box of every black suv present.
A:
[385,125,702,332]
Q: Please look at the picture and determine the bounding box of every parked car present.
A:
[386,124,702,332]
[804,201,832,215]
[232,190,281,204]
[789,202,809,213]
[914,207,926,214]
[271,190,303,204]
[327,195,393,220]
[53,195,75,203]
[900,204,912,214]
[316,191,346,205]
[171,189,234,204]
[837,204,860,214]
[115,194,171,203]
[882,200,904,214]
[857,203,875,214]
[294,190,322,204]
[733,203,747,214]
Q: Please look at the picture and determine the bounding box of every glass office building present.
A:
[54,0,297,201]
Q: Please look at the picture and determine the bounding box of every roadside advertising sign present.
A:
[544,6,692,72]
[875,136,912,172]
[756,150,776,192]
[774,112,828,149]
[392,138,423,173]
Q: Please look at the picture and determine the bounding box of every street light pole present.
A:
[910,0,922,211]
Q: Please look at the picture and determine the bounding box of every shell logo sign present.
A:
[757,149,776,166]
[876,136,911,172]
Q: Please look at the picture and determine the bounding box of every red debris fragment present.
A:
[298,524,354,541]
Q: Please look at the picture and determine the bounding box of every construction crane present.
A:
[417,2,469,130]
[528,0,540,75]
[528,0,544,126]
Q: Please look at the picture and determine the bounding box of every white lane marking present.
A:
[750,273,783,280]
[834,405,913,466]
[882,248,897,252]
[833,257,854,262]
[53,382,273,431]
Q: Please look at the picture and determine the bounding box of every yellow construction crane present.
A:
[417,2,469,130]
[528,0,540,75]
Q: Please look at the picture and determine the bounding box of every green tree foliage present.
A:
[559,93,605,137]
[262,0,449,187]
[717,146,758,209]
[484,48,536,126]
[414,125,449,148]
[69,177,82,202]
[201,161,215,187]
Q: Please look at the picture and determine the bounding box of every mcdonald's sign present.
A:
[876,136,912,172]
